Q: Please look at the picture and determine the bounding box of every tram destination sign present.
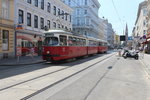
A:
[45,33,54,37]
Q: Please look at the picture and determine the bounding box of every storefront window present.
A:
[2,30,9,51]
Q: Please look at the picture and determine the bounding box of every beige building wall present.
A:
[147,0,150,36]
[0,0,15,59]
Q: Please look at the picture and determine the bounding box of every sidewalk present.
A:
[0,56,45,66]
[139,53,150,78]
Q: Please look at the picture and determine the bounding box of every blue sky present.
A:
[98,0,144,36]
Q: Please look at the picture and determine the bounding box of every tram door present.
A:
[37,37,43,56]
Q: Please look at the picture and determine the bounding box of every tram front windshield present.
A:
[44,37,58,46]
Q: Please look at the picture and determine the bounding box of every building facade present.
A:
[62,0,101,38]
[104,20,115,48]
[133,1,148,51]
[98,18,107,41]
[14,0,73,55]
[147,0,150,39]
[134,1,147,38]
[0,0,15,59]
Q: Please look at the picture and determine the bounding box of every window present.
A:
[62,25,64,28]
[86,18,89,25]
[53,6,56,15]
[62,0,65,3]
[143,30,146,34]
[68,37,73,46]
[70,15,71,22]
[47,2,51,13]
[65,13,67,21]
[60,35,67,46]
[34,15,38,28]
[47,20,50,29]
[62,10,64,19]
[68,0,71,5]
[77,9,80,15]
[77,19,80,25]
[2,30,9,51]
[40,17,44,29]
[58,24,60,28]
[85,0,87,5]
[65,26,68,30]
[84,10,87,14]
[2,0,9,19]
[58,8,60,16]
[18,9,24,24]
[27,0,31,4]
[143,20,146,26]
[41,0,44,10]
[53,22,56,28]
[27,13,31,26]
[35,0,38,7]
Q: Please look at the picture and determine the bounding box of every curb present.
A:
[0,60,46,66]
[139,59,150,79]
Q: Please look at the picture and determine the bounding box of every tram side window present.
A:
[83,39,86,46]
[76,38,80,46]
[60,35,67,46]
[99,42,102,46]
[89,40,97,46]
[79,39,82,46]
[68,36,73,46]
[72,37,77,46]
[104,43,107,46]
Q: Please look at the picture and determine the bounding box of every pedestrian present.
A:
[30,47,35,59]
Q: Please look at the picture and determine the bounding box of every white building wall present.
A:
[62,0,101,39]
[14,0,73,33]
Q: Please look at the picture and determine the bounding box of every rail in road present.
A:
[0,52,117,100]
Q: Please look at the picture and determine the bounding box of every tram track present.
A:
[20,53,116,100]
[0,53,116,100]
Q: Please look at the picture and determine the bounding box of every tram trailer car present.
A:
[42,30,108,62]
[98,40,108,53]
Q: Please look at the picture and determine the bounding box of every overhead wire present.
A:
[111,0,124,33]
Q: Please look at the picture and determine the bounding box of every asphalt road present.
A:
[0,52,150,100]
[29,54,150,100]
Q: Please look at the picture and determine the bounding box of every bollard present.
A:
[118,50,121,57]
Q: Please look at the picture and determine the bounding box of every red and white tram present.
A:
[42,30,108,62]
[98,39,108,53]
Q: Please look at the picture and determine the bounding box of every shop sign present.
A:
[16,24,24,30]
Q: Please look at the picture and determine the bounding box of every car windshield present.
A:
[44,37,58,46]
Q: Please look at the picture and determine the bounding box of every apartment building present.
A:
[0,0,15,59]
[14,0,73,55]
[62,0,101,38]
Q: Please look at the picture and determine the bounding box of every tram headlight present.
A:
[47,51,50,54]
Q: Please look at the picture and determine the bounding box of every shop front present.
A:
[16,30,43,56]
[140,31,150,54]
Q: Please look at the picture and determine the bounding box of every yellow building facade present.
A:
[0,0,15,59]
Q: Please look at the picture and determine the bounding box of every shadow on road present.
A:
[0,52,112,79]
